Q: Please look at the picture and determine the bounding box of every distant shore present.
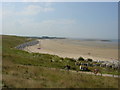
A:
[24,38,118,62]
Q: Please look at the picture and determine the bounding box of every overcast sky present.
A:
[2,2,118,39]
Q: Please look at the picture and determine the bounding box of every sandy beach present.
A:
[24,39,118,61]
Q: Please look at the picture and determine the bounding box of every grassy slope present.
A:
[2,35,118,88]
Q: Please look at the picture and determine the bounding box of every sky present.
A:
[1,2,118,39]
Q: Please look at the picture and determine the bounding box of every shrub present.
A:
[67,58,75,62]
[78,57,84,61]
[87,58,93,62]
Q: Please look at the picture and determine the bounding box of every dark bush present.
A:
[87,58,93,62]
[78,57,84,61]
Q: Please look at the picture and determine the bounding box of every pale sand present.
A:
[24,39,118,61]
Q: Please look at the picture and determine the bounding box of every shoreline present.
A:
[23,39,118,63]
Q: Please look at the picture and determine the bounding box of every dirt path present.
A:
[69,70,119,78]
[46,67,119,78]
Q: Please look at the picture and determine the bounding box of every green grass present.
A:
[2,35,75,70]
[2,59,118,88]
[2,35,119,74]
[2,35,119,88]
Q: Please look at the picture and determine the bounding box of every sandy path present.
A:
[44,67,119,78]
[24,39,118,61]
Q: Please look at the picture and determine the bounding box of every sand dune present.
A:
[24,39,118,61]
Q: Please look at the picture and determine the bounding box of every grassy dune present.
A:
[2,35,118,88]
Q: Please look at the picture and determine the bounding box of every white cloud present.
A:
[2,3,76,36]
[3,4,55,17]
[16,19,76,28]
[17,5,54,16]
[3,18,76,36]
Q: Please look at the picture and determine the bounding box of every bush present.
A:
[87,58,93,62]
[78,57,84,61]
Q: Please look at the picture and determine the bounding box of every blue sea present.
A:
[66,38,118,49]
[69,38,118,44]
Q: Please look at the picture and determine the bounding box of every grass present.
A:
[2,35,119,88]
[2,59,118,88]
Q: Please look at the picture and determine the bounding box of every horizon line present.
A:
[1,34,118,40]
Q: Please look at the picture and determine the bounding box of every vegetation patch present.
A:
[2,35,119,88]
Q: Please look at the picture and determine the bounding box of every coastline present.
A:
[23,39,118,62]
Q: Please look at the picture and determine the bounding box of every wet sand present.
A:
[24,39,118,61]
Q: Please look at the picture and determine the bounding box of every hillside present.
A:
[2,35,118,88]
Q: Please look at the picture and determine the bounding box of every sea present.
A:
[66,38,118,49]
[69,38,118,43]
